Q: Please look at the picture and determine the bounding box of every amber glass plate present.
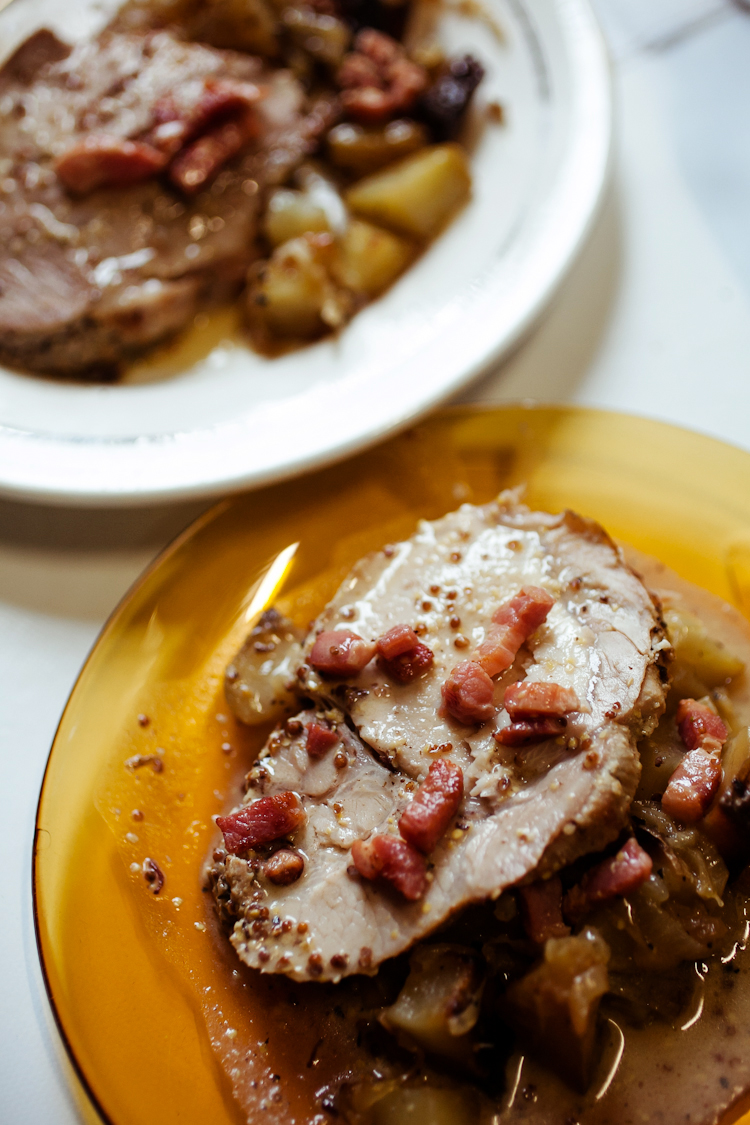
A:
[34,405,750,1125]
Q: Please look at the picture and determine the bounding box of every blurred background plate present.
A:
[0,0,610,505]
[34,405,750,1125]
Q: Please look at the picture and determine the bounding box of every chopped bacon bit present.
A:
[148,78,263,152]
[306,719,339,758]
[661,700,726,823]
[351,834,427,900]
[309,629,376,677]
[337,29,427,123]
[440,660,495,725]
[493,717,567,746]
[217,792,305,855]
[380,641,434,684]
[676,698,728,754]
[376,624,434,684]
[399,759,464,854]
[55,135,167,194]
[518,877,570,944]
[477,586,555,678]
[564,838,653,922]
[377,624,419,660]
[169,112,257,194]
[265,848,305,886]
[662,749,722,823]
[504,681,580,719]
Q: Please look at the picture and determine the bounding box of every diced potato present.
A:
[664,604,744,696]
[371,1086,478,1125]
[504,929,609,1091]
[282,6,350,66]
[225,608,304,725]
[345,144,471,239]
[327,119,428,177]
[248,233,350,338]
[263,188,331,247]
[381,945,482,1061]
[186,0,278,55]
[331,220,414,297]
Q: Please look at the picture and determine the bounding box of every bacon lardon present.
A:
[504,681,580,720]
[305,719,340,758]
[336,29,427,124]
[661,699,727,823]
[662,751,722,823]
[494,717,568,747]
[477,586,555,678]
[55,136,168,194]
[564,838,653,922]
[376,625,434,683]
[440,660,495,725]
[217,791,305,854]
[351,834,428,901]
[519,876,570,944]
[309,629,376,677]
[398,758,464,854]
[676,698,727,754]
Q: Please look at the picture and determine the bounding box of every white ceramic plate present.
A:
[0,0,611,505]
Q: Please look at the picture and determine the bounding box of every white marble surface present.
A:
[2,1,750,1120]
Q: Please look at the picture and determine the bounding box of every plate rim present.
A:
[0,0,612,506]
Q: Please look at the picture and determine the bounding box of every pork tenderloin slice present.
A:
[299,498,669,804]
[212,708,640,982]
[0,245,92,336]
[0,25,320,375]
[212,708,403,979]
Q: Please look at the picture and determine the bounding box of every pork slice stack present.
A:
[211,498,671,982]
[0,27,332,376]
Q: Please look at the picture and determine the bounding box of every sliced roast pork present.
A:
[0,26,334,376]
[210,707,406,980]
[213,498,670,982]
[300,499,669,801]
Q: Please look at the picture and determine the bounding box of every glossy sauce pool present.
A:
[33,407,750,1125]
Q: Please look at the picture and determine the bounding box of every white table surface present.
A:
[2,1,750,1120]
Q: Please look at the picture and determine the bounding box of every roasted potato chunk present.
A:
[327,119,428,177]
[184,0,279,55]
[345,143,471,239]
[263,188,332,247]
[371,1085,479,1125]
[331,219,414,296]
[381,944,483,1061]
[247,233,351,338]
[664,604,744,700]
[504,929,609,1091]
[282,6,350,67]
[225,608,304,724]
